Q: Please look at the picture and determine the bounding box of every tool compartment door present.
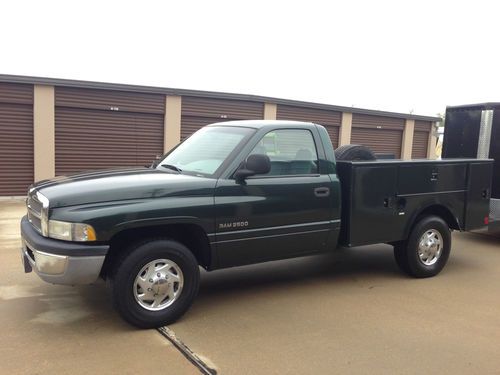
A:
[465,162,493,230]
[339,163,401,246]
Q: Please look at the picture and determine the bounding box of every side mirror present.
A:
[150,154,164,168]
[234,154,271,182]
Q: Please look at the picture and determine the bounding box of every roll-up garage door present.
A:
[276,105,341,148]
[181,97,264,140]
[55,87,164,175]
[351,114,404,158]
[412,120,432,159]
[0,83,33,195]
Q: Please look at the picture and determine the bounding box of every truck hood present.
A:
[32,168,217,208]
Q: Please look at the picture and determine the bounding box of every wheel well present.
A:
[101,224,212,279]
[415,205,461,231]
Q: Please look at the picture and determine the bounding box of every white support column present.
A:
[401,119,415,160]
[339,112,352,146]
[33,85,55,181]
[263,103,277,120]
[427,122,438,159]
[164,96,182,153]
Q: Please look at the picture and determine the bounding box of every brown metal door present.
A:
[0,83,33,195]
[55,87,164,175]
[412,121,431,158]
[180,116,215,141]
[55,87,165,114]
[351,114,404,157]
[276,105,341,148]
[181,96,264,140]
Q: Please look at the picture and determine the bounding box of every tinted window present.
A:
[249,129,318,176]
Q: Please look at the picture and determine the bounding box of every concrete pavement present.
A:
[174,228,500,374]
[0,200,197,375]
[1,199,500,374]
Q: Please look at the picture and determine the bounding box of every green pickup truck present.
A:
[21,120,493,328]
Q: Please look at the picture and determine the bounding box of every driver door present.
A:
[214,128,337,268]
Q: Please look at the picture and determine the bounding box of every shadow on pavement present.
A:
[198,245,402,296]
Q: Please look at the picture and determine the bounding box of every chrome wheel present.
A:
[133,259,184,311]
[417,229,443,266]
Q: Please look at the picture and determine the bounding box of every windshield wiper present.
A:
[160,164,182,173]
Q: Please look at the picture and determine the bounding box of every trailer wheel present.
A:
[394,216,451,278]
[334,144,376,161]
[110,239,200,328]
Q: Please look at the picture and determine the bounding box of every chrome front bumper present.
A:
[20,215,108,286]
[21,239,106,285]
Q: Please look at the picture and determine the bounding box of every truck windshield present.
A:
[157,126,254,176]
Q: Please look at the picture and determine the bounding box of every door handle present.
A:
[314,187,330,197]
[482,189,490,199]
[383,197,393,208]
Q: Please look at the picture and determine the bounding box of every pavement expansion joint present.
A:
[157,326,217,375]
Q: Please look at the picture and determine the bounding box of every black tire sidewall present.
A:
[393,243,411,275]
[334,144,376,161]
[406,216,451,278]
[112,239,200,328]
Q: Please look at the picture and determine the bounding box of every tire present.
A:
[334,144,376,161]
[110,239,200,328]
[393,243,411,275]
[393,216,451,278]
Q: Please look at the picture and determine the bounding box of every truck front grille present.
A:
[27,191,43,234]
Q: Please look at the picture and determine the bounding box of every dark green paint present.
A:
[336,158,493,247]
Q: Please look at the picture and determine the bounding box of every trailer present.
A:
[442,103,500,231]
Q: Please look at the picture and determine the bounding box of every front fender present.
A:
[49,197,215,242]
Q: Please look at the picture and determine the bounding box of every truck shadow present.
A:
[12,241,476,330]
[196,243,474,300]
[199,245,401,295]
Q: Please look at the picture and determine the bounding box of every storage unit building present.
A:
[55,87,165,175]
[351,114,405,158]
[0,74,440,196]
[412,120,432,159]
[276,105,342,148]
[0,83,33,195]
[181,97,264,140]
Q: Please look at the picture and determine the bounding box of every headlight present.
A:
[48,220,97,242]
[37,191,49,236]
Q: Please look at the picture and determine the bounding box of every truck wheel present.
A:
[393,243,411,274]
[334,144,376,161]
[393,216,451,278]
[110,239,200,328]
